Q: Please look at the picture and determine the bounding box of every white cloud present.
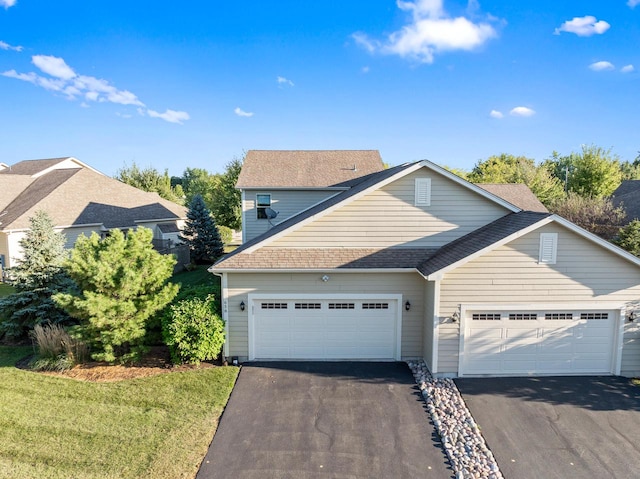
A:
[32,55,77,80]
[0,0,16,9]
[3,53,187,122]
[589,60,615,71]
[362,66,370,73]
[0,40,22,52]
[489,109,503,119]
[628,0,640,8]
[146,109,189,124]
[509,106,535,117]
[554,16,610,36]
[621,64,635,73]
[234,107,254,117]
[277,76,294,87]
[353,0,498,64]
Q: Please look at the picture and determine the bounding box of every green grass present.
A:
[0,346,239,479]
[0,283,15,298]
[172,265,220,294]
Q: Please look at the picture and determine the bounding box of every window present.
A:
[295,303,321,310]
[509,313,537,321]
[261,303,288,309]
[328,303,355,310]
[415,178,431,206]
[362,303,389,310]
[472,313,501,321]
[580,312,609,320]
[256,194,271,220]
[539,233,558,264]
[545,312,574,320]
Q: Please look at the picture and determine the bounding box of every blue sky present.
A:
[0,1,638,176]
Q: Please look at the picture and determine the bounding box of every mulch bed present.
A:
[15,345,220,382]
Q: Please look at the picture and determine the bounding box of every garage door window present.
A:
[580,312,609,320]
[261,303,288,309]
[295,303,321,309]
[472,313,501,321]
[545,312,574,320]
[509,313,537,320]
[362,303,389,309]
[329,303,355,309]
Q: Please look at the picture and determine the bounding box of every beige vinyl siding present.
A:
[437,223,640,375]
[622,322,640,376]
[271,169,509,249]
[0,232,9,269]
[226,272,424,360]
[242,190,338,242]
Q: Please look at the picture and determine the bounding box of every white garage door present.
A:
[250,296,400,360]
[461,309,617,376]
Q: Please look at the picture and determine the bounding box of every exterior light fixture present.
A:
[321,275,329,282]
[405,300,411,311]
[240,301,245,311]
[628,311,637,322]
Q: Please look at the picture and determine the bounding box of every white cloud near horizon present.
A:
[277,76,294,87]
[0,0,16,9]
[628,0,640,8]
[621,64,635,73]
[353,0,499,64]
[589,60,615,71]
[554,16,610,36]
[489,109,503,119]
[510,106,535,117]
[2,54,188,123]
[234,107,254,117]
[0,40,22,51]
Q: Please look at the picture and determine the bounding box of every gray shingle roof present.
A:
[236,150,385,188]
[476,184,548,212]
[215,247,436,270]
[0,158,70,176]
[418,211,551,277]
[612,180,640,221]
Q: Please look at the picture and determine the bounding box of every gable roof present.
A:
[612,180,640,221]
[0,157,71,176]
[476,184,548,213]
[236,150,385,189]
[0,161,186,231]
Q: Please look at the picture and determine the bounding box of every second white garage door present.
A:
[460,308,618,376]
[249,295,401,360]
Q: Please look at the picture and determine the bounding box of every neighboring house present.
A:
[612,180,640,222]
[0,157,186,269]
[212,154,640,378]
[237,150,385,243]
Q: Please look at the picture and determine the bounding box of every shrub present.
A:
[162,295,225,365]
[29,323,88,371]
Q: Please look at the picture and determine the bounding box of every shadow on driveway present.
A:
[455,376,640,479]
[197,361,453,479]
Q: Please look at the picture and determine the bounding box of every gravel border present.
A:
[407,360,503,479]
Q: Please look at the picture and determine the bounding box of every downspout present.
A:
[212,271,230,359]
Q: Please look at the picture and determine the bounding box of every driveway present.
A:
[197,362,453,479]
[455,376,640,479]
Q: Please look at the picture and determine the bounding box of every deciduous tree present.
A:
[115,162,185,204]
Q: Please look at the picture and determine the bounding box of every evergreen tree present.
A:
[0,210,72,339]
[181,195,224,264]
[614,220,640,256]
[53,228,178,363]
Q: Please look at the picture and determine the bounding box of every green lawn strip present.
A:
[0,346,239,479]
[0,283,15,298]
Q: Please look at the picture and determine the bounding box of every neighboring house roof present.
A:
[612,180,640,221]
[236,150,385,189]
[0,159,186,231]
[476,184,548,213]
[0,157,71,176]
[158,223,181,233]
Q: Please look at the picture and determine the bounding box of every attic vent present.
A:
[539,233,558,264]
[415,178,431,206]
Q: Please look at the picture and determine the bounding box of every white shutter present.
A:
[539,233,558,264]
[415,178,431,206]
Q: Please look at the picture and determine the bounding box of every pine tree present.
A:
[53,228,179,363]
[0,210,72,339]
[180,194,224,264]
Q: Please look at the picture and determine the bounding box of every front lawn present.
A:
[0,346,238,479]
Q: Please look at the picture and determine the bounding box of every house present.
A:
[211,151,640,378]
[0,157,186,270]
[612,180,640,222]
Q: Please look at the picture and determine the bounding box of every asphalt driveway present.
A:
[197,362,452,479]
[455,376,640,479]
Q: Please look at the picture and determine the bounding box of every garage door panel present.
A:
[462,309,615,376]
[253,298,398,360]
